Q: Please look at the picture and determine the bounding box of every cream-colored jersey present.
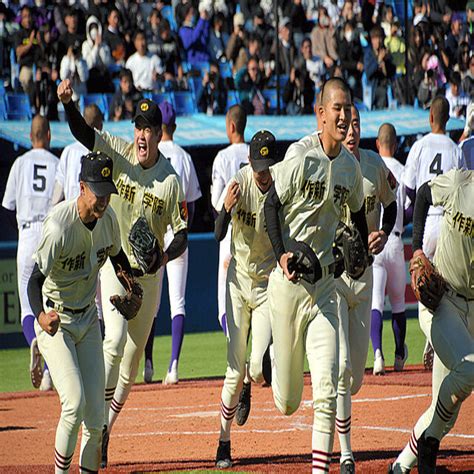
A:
[229,166,276,288]
[341,148,397,233]
[34,199,121,310]
[94,130,187,269]
[430,169,474,299]
[275,132,365,267]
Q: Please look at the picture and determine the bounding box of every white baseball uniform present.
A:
[157,139,202,318]
[211,143,249,327]
[403,132,465,259]
[55,141,89,201]
[2,148,58,321]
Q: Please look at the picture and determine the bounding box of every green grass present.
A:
[0,318,426,393]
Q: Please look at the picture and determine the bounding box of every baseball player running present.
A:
[403,97,466,370]
[211,105,249,335]
[213,130,276,468]
[27,152,140,473]
[143,101,202,385]
[2,115,58,391]
[371,123,409,375]
[264,78,367,474]
[335,104,397,472]
[389,168,473,474]
[57,79,188,469]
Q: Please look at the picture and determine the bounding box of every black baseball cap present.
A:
[79,152,118,197]
[249,130,277,172]
[132,99,162,128]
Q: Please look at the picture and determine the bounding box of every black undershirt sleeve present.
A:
[188,201,196,230]
[27,263,46,319]
[412,182,433,252]
[350,204,369,254]
[109,248,133,277]
[64,100,95,150]
[166,229,188,261]
[264,183,285,262]
[381,200,397,236]
[214,208,232,242]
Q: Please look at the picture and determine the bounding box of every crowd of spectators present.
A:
[0,0,473,118]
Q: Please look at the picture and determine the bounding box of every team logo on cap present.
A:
[141,102,149,112]
[260,146,269,156]
[101,167,111,177]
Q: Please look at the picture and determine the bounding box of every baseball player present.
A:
[404,97,466,371]
[2,115,58,392]
[371,123,409,375]
[27,152,138,473]
[57,79,188,469]
[213,130,276,468]
[211,105,249,335]
[335,104,397,472]
[143,101,202,385]
[459,102,474,170]
[264,78,367,474]
[389,168,473,474]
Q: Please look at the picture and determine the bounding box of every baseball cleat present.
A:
[143,359,154,384]
[30,338,43,389]
[340,458,355,473]
[423,342,434,371]
[101,425,109,468]
[262,345,272,386]
[235,382,251,426]
[39,369,53,391]
[394,344,409,372]
[163,360,178,385]
[215,440,232,469]
[373,349,385,375]
[388,462,411,473]
[417,431,439,474]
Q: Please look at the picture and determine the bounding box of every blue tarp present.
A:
[0,107,464,150]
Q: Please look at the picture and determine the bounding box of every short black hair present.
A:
[430,96,449,128]
[227,105,247,136]
[320,77,351,105]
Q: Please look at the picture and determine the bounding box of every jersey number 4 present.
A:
[33,164,47,192]
[429,153,442,176]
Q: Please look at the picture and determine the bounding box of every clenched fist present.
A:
[38,310,61,336]
[57,79,74,104]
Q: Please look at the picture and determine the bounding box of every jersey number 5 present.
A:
[33,164,47,192]
[429,153,442,176]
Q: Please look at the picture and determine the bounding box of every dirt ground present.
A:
[0,365,473,473]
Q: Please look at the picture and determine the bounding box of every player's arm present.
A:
[57,79,95,150]
[51,182,65,206]
[369,200,397,255]
[350,204,369,256]
[214,181,240,241]
[27,264,60,336]
[412,181,433,257]
[163,229,187,266]
[264,183,296,281]
[110,248,134,281]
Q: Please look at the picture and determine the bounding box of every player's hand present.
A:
[57,79,74,104]
[38,310,61,336]
[368,230,388,255]
[279,252,297,282]
[224,181,240,213]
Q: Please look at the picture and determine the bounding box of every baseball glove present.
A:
[129,217,162,274]
[110,268,143,320]
[287,240,322,284]
[334,222,371,280]
[409,253,446,311]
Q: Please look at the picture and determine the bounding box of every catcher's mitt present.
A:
[334,222,371,280]
[409,253,446,311]
[110,268,143,320]
[286,240,322,284]
[129,217,162,274]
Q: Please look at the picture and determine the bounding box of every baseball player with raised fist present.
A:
[143,101,202,385]
[389,168,473,474]
[2,115,58,391]
[211,105,249,335]
[27,152,140,473]
[335,104,397,472]
[371,123,409,376]
[57,79,188,469]
[403,96,466,370]
[264,78,367,474]
[213,130,276,469]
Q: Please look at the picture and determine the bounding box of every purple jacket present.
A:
[178,18,210,65]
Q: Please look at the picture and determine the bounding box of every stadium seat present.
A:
[354,99,369,112]
[151,92,175,107]
[226,90,240,110]
[79,94,109,121]
[5,93,32,120]
[0,96,7,120]
[173,91,197,115]
[160,5,178,32]
[188,77,203,101]
[190,61,210,77]
[219,61,233,79]
[362,73,372,111]
[262,89,285,114]
[9,49,21,91]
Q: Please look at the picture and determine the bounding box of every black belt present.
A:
[46,298,90,314]
[446,288,474,303]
